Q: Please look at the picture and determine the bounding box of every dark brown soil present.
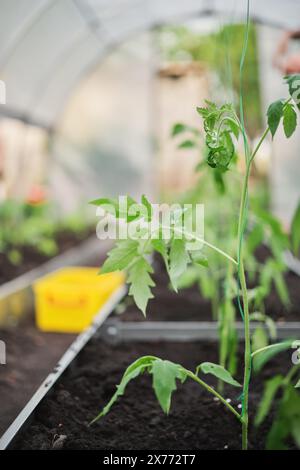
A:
[0,318,76,436]
[115,252,300,323]
[14,339,294,450]
[0,230,93,285]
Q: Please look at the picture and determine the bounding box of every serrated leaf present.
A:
[267,100,284,138]
[127,257,155,315]
[252,340,294,373]
[169,237,190,291]
[291,202,300,256]
[91,356,156,422]
[152,359,186,414]
[197,362,241,387]
[101,239,139,273]
[283,103,297,138]
[255,375,283,427]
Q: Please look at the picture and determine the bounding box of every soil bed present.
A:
[0,317,76,436]
[0,230,93,285]
[14,338,293,450]
[115,253,300,323]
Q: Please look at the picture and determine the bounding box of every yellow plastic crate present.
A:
[34,267,125,333]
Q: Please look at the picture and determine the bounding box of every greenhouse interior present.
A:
[1,0,300,455]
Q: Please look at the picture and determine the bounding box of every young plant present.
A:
[91,74,300,449]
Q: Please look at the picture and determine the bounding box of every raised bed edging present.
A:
[100,319,300,342]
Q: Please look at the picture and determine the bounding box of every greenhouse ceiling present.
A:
[0,0,299,129]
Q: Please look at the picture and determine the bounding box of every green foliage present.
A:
[169,238,190,291]
[159,23,262,136]
[93,65,300,451]
[267,99,297,139]
[265,385,300,450]
[283,103,297,138]
[252,340,294,373]
[101,240,139,273]
[91,356,157,422]
[94,195,209,314]
[267,100,284,138]
[92,355,188,420]
[0,200,92,265]
[92,355,242,424]
[255,375,283,427]
[152,359,186,413]
[196,362,241,387]
[196,102,238,171]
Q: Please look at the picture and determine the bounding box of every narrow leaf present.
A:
[267,100,284,138]
[169,238,190,291]
[255,375,283,427]
[283,103,297,138]
[198,362,241,387]
[252,340,294,373]
[171,123,188,136]
[178,139,196,149]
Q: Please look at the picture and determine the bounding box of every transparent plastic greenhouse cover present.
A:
[0,0,299,128]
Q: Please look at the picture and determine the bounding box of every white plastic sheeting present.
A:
[0,0,299,128]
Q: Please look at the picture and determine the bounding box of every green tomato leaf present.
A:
[283,103,297,138]
[127,257,155,315]
[252,340,294,373]
[255,375,283,427]
[190,251,208,267]
[295,379,300,389]
[267,99,284,138]
[91,356,156,423]
[152,359,186,414]
[101,239,139,273]
[252,326,268,353]
[169,237,190,292]
[197,362,241,387]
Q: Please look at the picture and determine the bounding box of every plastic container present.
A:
[34,267,125,333]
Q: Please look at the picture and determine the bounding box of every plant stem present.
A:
[184,369,242,422]
[236,159,252,450]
